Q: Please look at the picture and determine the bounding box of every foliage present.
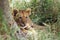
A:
[0,0,60,40]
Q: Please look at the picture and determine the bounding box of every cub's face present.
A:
[19,8,31,25]
[13,8,31,27]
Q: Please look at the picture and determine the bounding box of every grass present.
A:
[0,24,60,40]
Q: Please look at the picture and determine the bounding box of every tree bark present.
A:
[0,0,20,38]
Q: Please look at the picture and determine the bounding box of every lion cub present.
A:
[13,8,46,33]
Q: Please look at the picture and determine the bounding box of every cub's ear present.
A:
[26,8,31,15]
[13,9,18,16]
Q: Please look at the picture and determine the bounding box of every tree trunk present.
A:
[0,0,22,39]
[0,0,19,33]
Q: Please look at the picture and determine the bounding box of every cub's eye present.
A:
[26,17,28,18]
[19,17,22,18]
